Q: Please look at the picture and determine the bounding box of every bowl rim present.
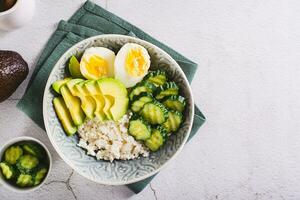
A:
[0,136,52,192]
[43,34,194,185]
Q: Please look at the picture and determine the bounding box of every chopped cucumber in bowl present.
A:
[0,137,51,192]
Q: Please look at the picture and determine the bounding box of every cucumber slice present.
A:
[22,143,45,159]
[16,174,33,187]
[0,162,16,180]
[131,93,153,113]
[129,81,156,100]
[162,95,186,112]
[140,101,168,125]
[145,126,167,151]
[163,110,183,133]
[4,145,23,165]
[144,70,167,86]
[17,155,39,173]
[128,118,151,140]
[155,82,179,100]
[33,168,48,186]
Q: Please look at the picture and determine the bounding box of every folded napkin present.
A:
[17,0,206,193]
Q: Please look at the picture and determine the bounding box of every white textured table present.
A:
[1,0,300,199]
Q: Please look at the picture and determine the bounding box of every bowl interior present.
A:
[43,34,194,185]
[0,136,51,192]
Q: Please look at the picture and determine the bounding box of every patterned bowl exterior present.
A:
[43,35,194,185]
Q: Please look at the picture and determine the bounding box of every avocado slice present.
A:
[52,78,72,94]
[66,78,84,95]
[98,78,129,121]
[85,81,106,121]
[103,95,114,120]
[60,86,85,126]
[68,56,83,78]
[53,97,77,136]
[74,82,96,119]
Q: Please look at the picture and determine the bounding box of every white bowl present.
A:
[43,34,194,185]
[0,136,52,192]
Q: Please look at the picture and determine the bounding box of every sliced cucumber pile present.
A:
[140,101,168,125]
[128,117,151,140]
[145,126,167,151]
[0,142,49,188]
[128,70,186,152]
[131,93,153,113]
[129,81,157,100]
[162,95,186,112]
[155,82,179,100]
[144,70,167,86]
[163,110,183,133]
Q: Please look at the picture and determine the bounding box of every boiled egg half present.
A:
[80,47,115,80]
[114,43,151,88]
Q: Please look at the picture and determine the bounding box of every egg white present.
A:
[114,43,151,88]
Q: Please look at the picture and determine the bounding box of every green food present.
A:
[65,78,84,94]
[68,56,83,78]
[0,162,16,179]
[85,80,106,121]
[144,70,167,86]
[155,82,179,100]
[0,141,49,188]
[60,85,85,126]
[75,81,96,119]
[52,78,72,94]
[98,78,129,121]
[16,174,33,187]
[53,97,77,136]
[163,110,183,133]
[140,101,168,125]
[22,143,44,159]
[17,155,39,173]
[145,126,167,151]
[128,118,151,140]
[33,168,48,186]
[131,93,153,113]
[129,81,156,100]
[162,95,186,112]
[4,145,23,165]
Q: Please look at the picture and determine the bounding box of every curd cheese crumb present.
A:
[77,113,149,162]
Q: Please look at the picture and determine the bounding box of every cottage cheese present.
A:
[77,113,149,162]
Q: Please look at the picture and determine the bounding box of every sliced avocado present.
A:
[85,81,106,121]
[103,95,114,120]
[60,86,85,126]
[68,56,83,78]
[74,82,96,119]
[98,78,129,121]
[52,78,72,94]
[66,78,84,95]
[53,97,77,136]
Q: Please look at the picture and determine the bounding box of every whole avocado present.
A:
[0,51,28,102]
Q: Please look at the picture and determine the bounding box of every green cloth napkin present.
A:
[17,0,206,193]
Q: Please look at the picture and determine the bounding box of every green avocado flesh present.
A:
[53,97,77,136]
[97,78,129,121]
[52,78,72,94]
[68,56,83,78]
[60,85,85,126]
[52,77,129,136]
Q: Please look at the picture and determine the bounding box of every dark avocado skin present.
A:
[0,51,29,102]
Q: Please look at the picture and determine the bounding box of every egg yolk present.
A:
[125,48,148,77]
[83,55,109,78]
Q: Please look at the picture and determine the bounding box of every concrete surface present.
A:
[1,0,300,199]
